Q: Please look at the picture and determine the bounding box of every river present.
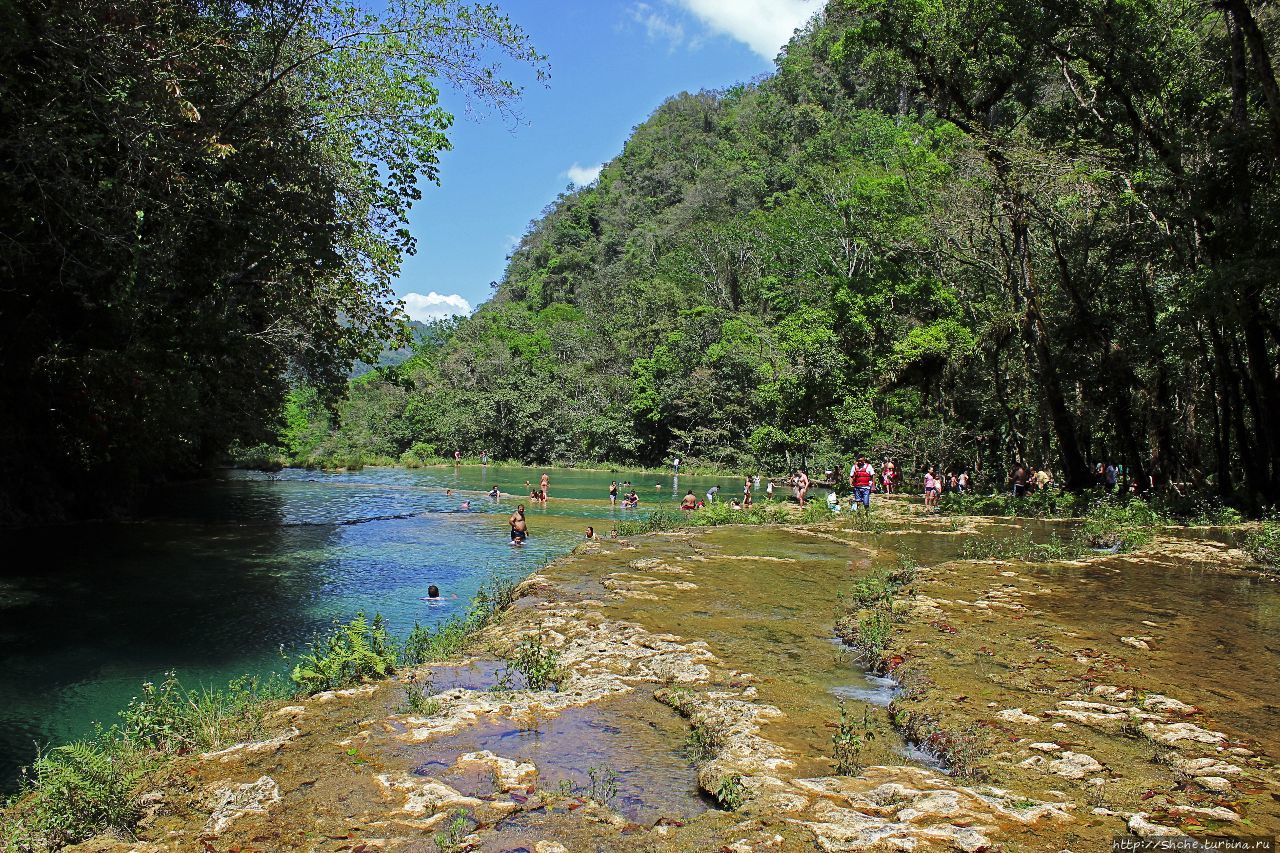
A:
[0,464,728,790]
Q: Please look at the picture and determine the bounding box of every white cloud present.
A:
[674,0,822,60]
[630,2,685,49]
[401,291,471,322]
[566,162,604,185]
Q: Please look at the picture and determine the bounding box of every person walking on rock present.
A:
[849,456,875,513]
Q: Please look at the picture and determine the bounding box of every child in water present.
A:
[420,585,457,605]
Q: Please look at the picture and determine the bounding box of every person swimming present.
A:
[419,584,457,604]
[488,486,500,498]
[460,500,470,510]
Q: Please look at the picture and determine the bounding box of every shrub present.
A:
[715,775,745,810]
[586,766,619,806]
[1246,521,1280,571]
[832,701,875,776]
[119,672,289,755]
[1079,497,1165,551]
[401,618,470,666]
[2,739,143,852]
[684,721,723,764]
[799,501,835,524]
[940,489,1092,518]
[507,636,561,690]
[291,612,397,694]
[398,680,441,716]
[961,532,1087,561]
[399,442,441,468]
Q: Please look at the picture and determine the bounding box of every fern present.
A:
[3,739,143,850]
[291,612,398,694]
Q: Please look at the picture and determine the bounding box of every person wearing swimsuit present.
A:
[509,505,528,544]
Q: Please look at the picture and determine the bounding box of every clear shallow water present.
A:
[0,465,729,790]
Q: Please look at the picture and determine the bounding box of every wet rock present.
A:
[534,842,568,853]
[453,750,537,791]
[792,767,1070,852]
[375,773,491,817]
[1048,752,1103,779]
[204,776,280,835]
[1139,722,1227,746]
[1046,708,1129,732]
[997,708,1041,724]
[1168,804,1241,823]
[1141,694,1196,714]
[313,683,379,703]
[1128,813,1186,838]
[1171,756,1243,777]
[1194,776,1233,794]
[199,726,300,762]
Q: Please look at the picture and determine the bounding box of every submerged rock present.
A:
[1047,751,1104,779]
[1128,813,1186,838]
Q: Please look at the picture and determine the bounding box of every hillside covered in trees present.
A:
[304,0,1280,507]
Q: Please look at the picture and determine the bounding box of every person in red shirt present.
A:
[849,456,876,512]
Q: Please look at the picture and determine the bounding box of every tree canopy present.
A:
[0,0,544,519]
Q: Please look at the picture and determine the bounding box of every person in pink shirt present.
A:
[923,466,940,509]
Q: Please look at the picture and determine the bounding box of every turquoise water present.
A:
[0,465,730,790]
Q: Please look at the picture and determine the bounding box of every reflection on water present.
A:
[0,465,726,790]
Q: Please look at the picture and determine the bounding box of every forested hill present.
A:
[291,0,1280,507]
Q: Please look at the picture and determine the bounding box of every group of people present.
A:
[1008,464,1053,497]
[609,480,641,508]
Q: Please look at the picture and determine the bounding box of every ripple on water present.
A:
[829,673,899,707]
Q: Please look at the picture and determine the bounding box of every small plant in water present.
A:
[832,700,876,775]
[715,774,746,810]
[586,765,620,806]
[432,808,472,853]
[508,636,562,690]
[489,666,516,693]
[398,677,441,716]
[853,604,894,665]
[684,721,722,764]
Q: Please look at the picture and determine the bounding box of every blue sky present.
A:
[396,0,822,322]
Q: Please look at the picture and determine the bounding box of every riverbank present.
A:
[8,500,1279,851]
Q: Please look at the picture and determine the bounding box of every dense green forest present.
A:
[6,0,1280,518]
[297,0,1280,508]
[0,0,543,521]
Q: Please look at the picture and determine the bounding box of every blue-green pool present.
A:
[0,464,733,789]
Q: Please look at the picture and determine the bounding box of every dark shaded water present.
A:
[0,465,728,790]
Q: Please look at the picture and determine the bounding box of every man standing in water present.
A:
[539,472,549,500]
[509,504,528,545]
[849,456,875,513]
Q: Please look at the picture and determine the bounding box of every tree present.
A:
[0,0,545,519]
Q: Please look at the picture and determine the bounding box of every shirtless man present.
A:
[539,472,549,500]
[795,469,810,506]
[509,504,528,545]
